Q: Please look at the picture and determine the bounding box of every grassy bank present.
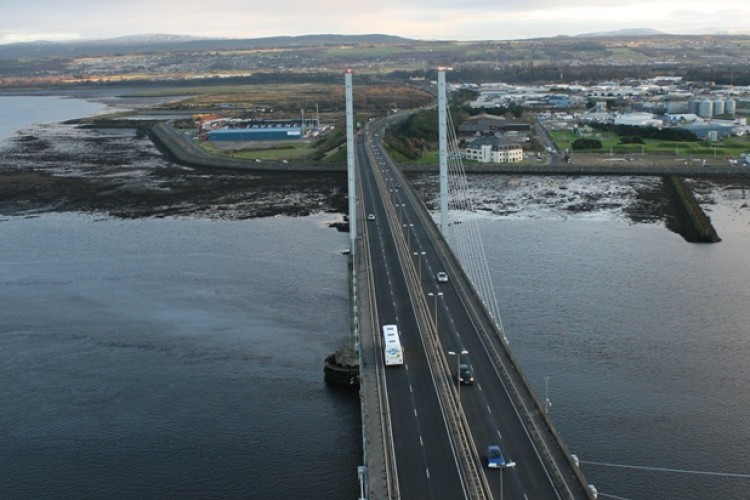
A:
[549,130,750,158]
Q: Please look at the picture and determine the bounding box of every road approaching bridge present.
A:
[356,118,595,499]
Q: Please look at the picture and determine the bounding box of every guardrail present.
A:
[357,132,399,500]
[391,147,594,499]
[364,132,492,500]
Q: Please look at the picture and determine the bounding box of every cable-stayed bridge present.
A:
[349,70,595,500]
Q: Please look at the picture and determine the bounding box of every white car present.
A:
[367,213,375,221]
[436,271,449,283]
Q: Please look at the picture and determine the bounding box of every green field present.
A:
[198,141,321,162]
[549,130,750,158]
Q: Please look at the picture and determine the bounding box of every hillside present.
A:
[2,33,750,88]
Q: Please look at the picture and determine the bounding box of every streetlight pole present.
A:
[448,349,469,400]
[500,468,504,500]
[427,291,443,330]
[403,223,414,249]
[413,251,426,282]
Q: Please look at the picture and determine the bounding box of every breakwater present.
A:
[666,176,721,243]
[400,160,750,177]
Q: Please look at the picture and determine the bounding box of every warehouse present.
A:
[198,117,315,142]
[206,126,302,141]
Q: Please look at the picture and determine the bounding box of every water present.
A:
[3,95,750,499]
[0,96,107,142]
[462,180,750,499]
[0,95,362,498]
[0,214,360,499]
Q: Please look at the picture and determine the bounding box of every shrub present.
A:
[572,138,603,150]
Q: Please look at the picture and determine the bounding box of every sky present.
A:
[1,0,749,44]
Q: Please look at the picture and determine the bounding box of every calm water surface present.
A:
[473,192,750,499]
[0,214,360,499]
[0,95,107,141]
[3,96,750,499]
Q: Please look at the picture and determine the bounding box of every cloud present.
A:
[0,31,82,44]
[0,0,748,42]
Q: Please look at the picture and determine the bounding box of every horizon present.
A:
[3,28,750,47]
[2,0,749,45]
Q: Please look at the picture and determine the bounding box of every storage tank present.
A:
[725,99,736,115]
[688,99,701,114]
[713,99,725,116]
[707,130,719,142]
[698,100,713,118]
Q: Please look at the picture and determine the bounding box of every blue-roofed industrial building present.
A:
[206,127,302,141]
[199,117,316,142]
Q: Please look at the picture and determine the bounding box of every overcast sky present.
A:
[1,0,748,44]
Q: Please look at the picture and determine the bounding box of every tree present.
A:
[620,136,644,144]
[571,138,603,150]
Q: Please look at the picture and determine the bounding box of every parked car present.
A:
[486,444,516,469]
[436,271,449,283]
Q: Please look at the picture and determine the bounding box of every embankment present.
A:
[148,123,346,173]
[665,175,721,243]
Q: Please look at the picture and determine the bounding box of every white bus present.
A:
[382,324,404,366]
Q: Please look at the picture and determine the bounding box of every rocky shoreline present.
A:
[1,116,747,245]
[0,120,348,221]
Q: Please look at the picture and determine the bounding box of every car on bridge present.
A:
[458,364,474,385]
[367,213,375,221]
[486,445,516,469]
[436,271,449,283]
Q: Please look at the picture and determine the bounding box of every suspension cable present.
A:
[442,107,508,341]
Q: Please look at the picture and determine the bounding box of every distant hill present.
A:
[92,34,208,44]
[0,34,414,60]
[2,31,750,88]
[576,28,667,38]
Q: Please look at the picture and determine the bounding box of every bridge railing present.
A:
[391,156,594,499]
[357,131,400,500]
[365,133,492,500]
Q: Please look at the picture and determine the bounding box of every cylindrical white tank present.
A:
[688,99,701,114]
[698,100,713,118]
[725,99,736,115]
[713,99,725,116]
[707,130,719,142]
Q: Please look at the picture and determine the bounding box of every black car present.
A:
[459,364,474,385]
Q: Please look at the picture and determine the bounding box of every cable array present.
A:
[443,109,509,342]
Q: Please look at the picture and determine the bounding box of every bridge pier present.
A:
[324,254,361,387]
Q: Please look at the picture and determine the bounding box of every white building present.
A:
[464,137,524,163]
[613,112,663,127]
